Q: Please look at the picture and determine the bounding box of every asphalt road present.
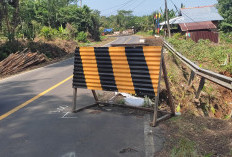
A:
[0,35,164,157]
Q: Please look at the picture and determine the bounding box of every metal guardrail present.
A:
[163,40,232,98]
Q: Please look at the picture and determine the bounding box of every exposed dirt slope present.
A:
[155,113,232,157]
[145,36,232,119]
[145,36,232,156]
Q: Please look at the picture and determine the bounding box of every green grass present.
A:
[168,33,232,74]
[171,138,198,157]
[136,31,154,37]
[78,42,95,47]
[169,116,182,122]
[118,99,125,104]
[78,40,102,47]
[78,35,108,47]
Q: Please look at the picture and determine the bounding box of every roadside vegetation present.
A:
[156,113,232,157]
[0,0,177,63]
[136,31,154,37]
[168,33,232,75]
[0,0,103,60]
[0,0,231,156]
[0,0,117,77]
[144,35,232,156]
[100,9,175,33]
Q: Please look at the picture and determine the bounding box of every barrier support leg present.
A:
[72,89,98,113]
[92,90,99,102]
[151,96,158,127]
[151,48,163,127]
[72,88,77,112]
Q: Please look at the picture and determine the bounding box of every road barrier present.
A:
[72,46,175,126]
[164,40,232,98]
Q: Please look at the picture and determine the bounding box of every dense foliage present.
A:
[0,0,100,41]
[0,0,178,42]
[168,33,232,73]
[218,0,232,32]
[100,9,176,33]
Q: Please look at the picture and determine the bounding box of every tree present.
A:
[218,0,232,32]
[19,0,37,40]
[0,0,20,41]
[116,10,133,29]
[89,10,101,41]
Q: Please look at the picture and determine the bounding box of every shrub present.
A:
[57,25,70,40]
[100,35,107,41]
[76,31,88,42]
[147,30,153,35]
[220,32,232,43]
[172,33,184,40]
[0,41,25,61]
[66,23,77,39]
[40,26,57,40]
[168,33,232,74]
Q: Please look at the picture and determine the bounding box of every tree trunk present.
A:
[0,0,20,42]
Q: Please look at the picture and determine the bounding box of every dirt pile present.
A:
[156,113,232,156]
[144,36,232,156]
[145,36,232,119]
[145,37,164,46]
[29,39,78,58]
[164,50,232,119]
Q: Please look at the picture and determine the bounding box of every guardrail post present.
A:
[162,55,175,115]
[195,77,205,99]
[188,70,195,86]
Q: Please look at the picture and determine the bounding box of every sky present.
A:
[80,0,218,16]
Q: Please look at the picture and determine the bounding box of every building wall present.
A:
[187,30,219,43]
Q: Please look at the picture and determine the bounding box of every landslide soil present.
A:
[145,37,232,156]
[145,37,232,119]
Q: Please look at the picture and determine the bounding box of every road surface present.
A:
[0,35,164,157]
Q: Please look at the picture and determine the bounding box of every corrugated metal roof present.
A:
[160,5,223,25]
[181,5,224,23]
[160,17,184,25]
[179,21,217,31]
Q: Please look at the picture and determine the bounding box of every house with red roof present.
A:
[160,5,224,43]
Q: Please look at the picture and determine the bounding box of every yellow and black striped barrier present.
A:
[73,46,162,96]
[72,45,175,126]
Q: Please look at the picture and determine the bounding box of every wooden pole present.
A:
[165,0,171,37]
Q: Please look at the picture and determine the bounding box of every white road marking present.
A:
[62,112,70,118]
[49,105,68,113]
[144,114,155,157]
[62,152,76,157]
[61,112,77,119]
